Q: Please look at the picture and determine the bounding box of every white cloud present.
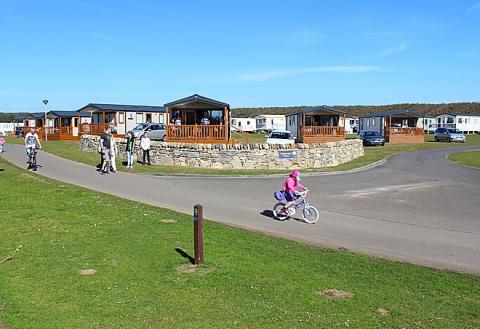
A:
[379,43,407,56]
[467,2,480,13]
[240,65,386,82]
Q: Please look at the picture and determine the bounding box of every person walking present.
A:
[110,134,117,173]
[125,131,136,168]
[140,132,151,165]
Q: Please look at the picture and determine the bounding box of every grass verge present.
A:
[448,150,480,169]
[0,158,479,328]
[5,134,480,175]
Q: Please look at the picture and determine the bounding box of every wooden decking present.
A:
[387,127,424,143]
[44,127,79,140]
[166,125,228,143]
[301,126,345,143]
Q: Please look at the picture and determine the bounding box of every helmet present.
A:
[291,169,301,181]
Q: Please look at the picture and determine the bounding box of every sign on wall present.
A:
[278,150,297,159]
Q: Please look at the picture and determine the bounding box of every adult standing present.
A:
[110,134,117,173]
[140,132,151,165]
[201,113,210,125]
[125,131,136,169]
[100,127,111,175]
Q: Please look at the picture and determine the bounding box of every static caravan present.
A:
[45,111,91,140]
[433,113,480,134]
[359,109,424,143]
[78,103,166,137]
[255,115,286,132]
[286,106,346,143]
[230,117,256,132]
[343,117,359,134]
[164,94,231,143]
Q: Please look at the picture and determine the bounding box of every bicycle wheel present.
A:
[273,202,288,220]
[302,206,319,224]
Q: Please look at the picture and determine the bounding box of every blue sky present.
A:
[0,0,479,112]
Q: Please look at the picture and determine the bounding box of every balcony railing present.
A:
[302,126,345,137]
[388,127,424,136]
[79,123,111,135]
[44,126,74,136]
[166,124,227,143]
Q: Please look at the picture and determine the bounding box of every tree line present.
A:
[231,102,480,118]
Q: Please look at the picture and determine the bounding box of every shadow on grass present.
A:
[175,248,194,264]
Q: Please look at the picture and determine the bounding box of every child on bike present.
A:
[281,170,307,212]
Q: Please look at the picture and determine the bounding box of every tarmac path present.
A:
[3,144,480,274]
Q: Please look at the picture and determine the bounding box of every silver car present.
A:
[434,128,465,143]
[132,123,166,141]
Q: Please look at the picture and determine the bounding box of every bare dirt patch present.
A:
[319,289,354,298]
[377,308,391,317]
[176,264,214,275]
[79,269,97,276]
[160,219,177,224]
[0,324,10,329]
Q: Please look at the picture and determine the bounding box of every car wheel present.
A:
[381,142,385,146]
[434,136,439,142]
[161,135,166,142]
[448,137,451,143]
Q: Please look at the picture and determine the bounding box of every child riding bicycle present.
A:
[281,170,307,213]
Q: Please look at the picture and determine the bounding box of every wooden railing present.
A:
[302,126,345,137]
[388,127,424,136]
[79,123,110,135]
[44,126,74,136]
[166,125,227,143]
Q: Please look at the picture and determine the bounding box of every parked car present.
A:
[0,131,6,137]
[15,126,24,137]
[266,130,295,145]
[131,123,166,141]
[434,128,465,143]
[357,131,385,146]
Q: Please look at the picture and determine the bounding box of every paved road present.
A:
[3,144,480,274]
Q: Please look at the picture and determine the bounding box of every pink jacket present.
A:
[283,177,304,194]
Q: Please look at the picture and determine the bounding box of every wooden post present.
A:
[59,115,62,138]
[193,204,204,265]
[224,106,229,141]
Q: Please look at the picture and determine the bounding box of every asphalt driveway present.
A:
[3,144,480,274]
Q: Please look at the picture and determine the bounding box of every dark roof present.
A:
[164,94,229,108]
[360,109,422,118]
[24,112,45,119]
[48,110,90,118]
[286,105,346,117]
[77,103,165,113]
[13,114,27,121]
[435,112,480,117]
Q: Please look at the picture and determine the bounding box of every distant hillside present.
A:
[232,103,480,118]
[0,112,27,122]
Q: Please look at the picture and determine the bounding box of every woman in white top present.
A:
[140,132,151,165]
[110,135,117,173]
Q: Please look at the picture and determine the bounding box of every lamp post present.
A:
[43,99,49,141]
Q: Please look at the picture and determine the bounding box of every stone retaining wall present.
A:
[80,135,364,170]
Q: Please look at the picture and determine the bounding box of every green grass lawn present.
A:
[448,150,480,169]
[232,132,267,144]
[0,158,479,328]
[5,134,480,175]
